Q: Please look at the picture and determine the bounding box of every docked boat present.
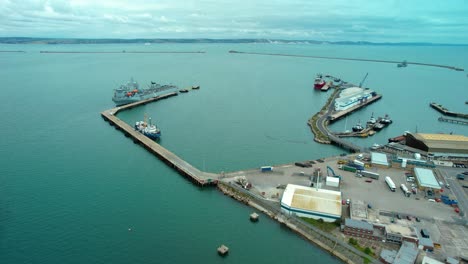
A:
[367,113,376,125]
[135,115,161,140]
[112,78,178,106]
[314,77,326,89]
[333,78,341,83]
[321,82,330,91]
[371,143,381,150]
[352,121,364,132]
[192,85,200,89]
[380,114,393,124]
[373,123,384,131]
[179,89,189,93]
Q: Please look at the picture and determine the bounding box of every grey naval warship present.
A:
[112,78,177,106]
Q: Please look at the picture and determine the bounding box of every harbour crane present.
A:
[359,72,368,88]
[327,166,341,179]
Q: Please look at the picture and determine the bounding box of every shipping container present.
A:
[343,165,357,173]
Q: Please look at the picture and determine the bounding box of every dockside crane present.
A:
[359,72,369,88]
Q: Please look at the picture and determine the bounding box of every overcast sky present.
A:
[1,0,467,43]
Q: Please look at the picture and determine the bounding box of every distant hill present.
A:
[0,37,465,46]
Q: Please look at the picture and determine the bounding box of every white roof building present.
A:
[281,184,342,222]
[371,152,389,167]
[414,168,441,189]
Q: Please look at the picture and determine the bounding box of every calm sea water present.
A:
[1,43,467,263]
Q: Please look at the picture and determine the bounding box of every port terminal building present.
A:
[405,133,468,158]
[280,184,341,222]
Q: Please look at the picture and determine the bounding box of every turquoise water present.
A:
[1,43,467,263]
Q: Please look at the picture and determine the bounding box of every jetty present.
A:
[438,117,468,125]
[229,50,465,72]
[101,91,218,187]
[430,102,468,119]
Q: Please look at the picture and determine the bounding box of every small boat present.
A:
[135,115,161,140]
[380,114,393,124]
[373,123,384,131]
[371,143,381,150]
[333,78,341,83]
[397,61,407,68]
[352,121,364,132]
[192,85,200,89]
[367,113,376,125]
[179,89,189,93]
[314,77,326,89]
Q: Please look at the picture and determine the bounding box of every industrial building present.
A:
[350,200,368,220]
[371,152,390,167]
[413,168,441,191]
[393,241,419,264]
[280,184,341,222]
[405,133,468,157]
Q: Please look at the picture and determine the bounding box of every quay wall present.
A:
[217,182,377,264]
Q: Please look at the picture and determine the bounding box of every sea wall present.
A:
[217,182,373,264]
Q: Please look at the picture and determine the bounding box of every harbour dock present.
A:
[430,102,468,119]
[101,91,219,187]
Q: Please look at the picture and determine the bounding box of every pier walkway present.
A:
[101,92,219,187]
[438,117,468,125]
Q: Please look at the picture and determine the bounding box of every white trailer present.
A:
[400,184,410,197]
[361,170,380,180]
[353,159,365,167]
[326,176,340,187]
[385,176,396,192]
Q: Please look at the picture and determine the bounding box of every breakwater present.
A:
[40,51,205,54]
[229,50,464,71]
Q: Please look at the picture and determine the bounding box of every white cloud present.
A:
[0,0,467,43]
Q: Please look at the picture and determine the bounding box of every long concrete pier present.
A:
[101,92,219,187]
[229,50,465,71]
[438,117,468,125]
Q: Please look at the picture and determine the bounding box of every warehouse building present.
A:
[371,152,390,167]
[405,133,468,157]
[414,168,441,191]
[281,184,341,222]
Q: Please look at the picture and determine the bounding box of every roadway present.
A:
[438,168,467,223]
[315,89,362,153]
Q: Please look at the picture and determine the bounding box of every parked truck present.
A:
[400,184,410,197]
[360,170,380,180]
[353,159,365,167]
[347,162,364,171]
[339,165,357,173]
[385,176,396,192]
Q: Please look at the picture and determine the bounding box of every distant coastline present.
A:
[0,37,467,46]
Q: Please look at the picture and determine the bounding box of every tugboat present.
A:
[314,76,326,89]
[373,122,384,131]
[352,121,364,132]
[380,114,393,124]
[367,113,376,125]
[135,115,161,140]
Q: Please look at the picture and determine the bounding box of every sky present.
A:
[1,0,468,44]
